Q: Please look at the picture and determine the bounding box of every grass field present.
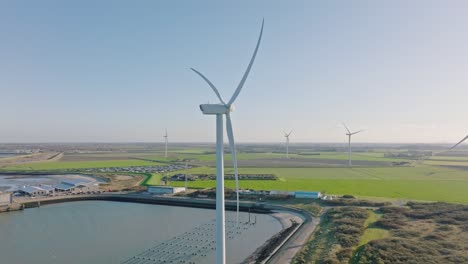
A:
[2,159,160,171]
[358,211,389,247]
[3,147,468,203]
[428,155,468,161]
[153,165,468,203]
[166,151,405,163]
[423,159,468,166]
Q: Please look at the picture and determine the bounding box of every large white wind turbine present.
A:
[284,130,293,158]
[163,129,168,158]
[343,123,363,167]
[191,20,264,264]
[449,134,468,151]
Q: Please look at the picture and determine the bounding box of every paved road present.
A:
[266,208,320,264]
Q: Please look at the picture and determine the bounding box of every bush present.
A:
[355,202,468,264]
[336,248,353,261]
[336,233,360,247]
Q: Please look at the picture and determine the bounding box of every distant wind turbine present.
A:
[191,19,264,264]
[449,134,468,151]
[163,129,168,158]
[284,130,293,158]
[343,123,364,167]
[184,162,188,189]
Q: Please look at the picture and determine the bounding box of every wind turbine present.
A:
[284,130,293,158]
[184,162,188,190]
[163,128,168,158]
[191,19,264,264]
[343,123,363,167]
[448,134,468,151]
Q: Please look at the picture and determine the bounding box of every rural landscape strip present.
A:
[2,144,468,263]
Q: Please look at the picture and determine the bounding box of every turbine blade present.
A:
[226,113,240,224]
[227,19,264,106]
[449,135,468,150]
[190,68,226,104]
[287,130,293,137]
[343,123,351,134]
[351,130,364,135]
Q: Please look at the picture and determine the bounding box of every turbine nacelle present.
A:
[199,104,234,115]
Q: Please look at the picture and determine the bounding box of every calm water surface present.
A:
[0,201,282,263]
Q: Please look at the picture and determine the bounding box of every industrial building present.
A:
[147,186,186,194]
[268,190,322,199]
[55,179,99,193]
[16,179,99,197]
[269,190,296,196]
[19,186,53,196]
[295,191,322,199]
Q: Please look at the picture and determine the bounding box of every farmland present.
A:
[1,159,160,171]
[159,166,468,203]
[1,143,468,203]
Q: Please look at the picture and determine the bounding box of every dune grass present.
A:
[358,211,389,247]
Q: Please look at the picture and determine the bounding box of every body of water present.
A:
[0,201,282,263]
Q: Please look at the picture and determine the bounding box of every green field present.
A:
[358,211,389,247]
[2,159,160,171]
[164,151,404,163]
[423,159,468,166]
[3,148,468,203]
[152,165,468,203]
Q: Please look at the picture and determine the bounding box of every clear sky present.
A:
[1,1,468,143]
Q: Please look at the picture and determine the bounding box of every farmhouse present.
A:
[147,186,186,194]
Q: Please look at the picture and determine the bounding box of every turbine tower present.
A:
[191,20,264,264]
[343,123,363,167]
[184,162,188,189]
[163,128,168,158]
[284,130,293,158]
[449,134,468,151]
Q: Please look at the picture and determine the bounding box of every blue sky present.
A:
[1,1,468,143]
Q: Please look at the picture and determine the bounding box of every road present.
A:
[265,207,321,264]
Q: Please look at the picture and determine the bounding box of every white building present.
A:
[147,186,186,194]
[0,192,13,205]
